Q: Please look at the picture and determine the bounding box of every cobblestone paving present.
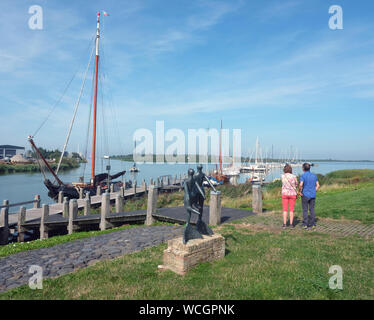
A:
[0,225,182,293]
[241,213,374,238]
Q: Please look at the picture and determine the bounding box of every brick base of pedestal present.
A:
[162,233,225,275]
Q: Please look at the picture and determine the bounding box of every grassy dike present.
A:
[0,169,373,299]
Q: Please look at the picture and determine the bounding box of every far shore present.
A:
[0,161,80,175]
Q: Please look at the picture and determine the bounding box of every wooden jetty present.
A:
[0,175,189,245]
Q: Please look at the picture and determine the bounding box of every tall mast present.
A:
[91,12,100,183]
[255,137,259,164]
[220,119,222,174]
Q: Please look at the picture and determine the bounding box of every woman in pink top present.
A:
[281,164,298,228]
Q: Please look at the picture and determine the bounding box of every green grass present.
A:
[325,169,374,180]
[0,222,171,258]
[1,220,372,300]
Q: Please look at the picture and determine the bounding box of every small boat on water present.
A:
[240,164,268,173]
[129,163,139,173]
[28,12,126,200]
[248,173,265,184]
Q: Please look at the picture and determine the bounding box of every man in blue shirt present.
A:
[299,163,320,229]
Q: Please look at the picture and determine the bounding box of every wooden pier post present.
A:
[34,195,41,209]
[79,188,84,199]
[62,197,69,218]
[150,178,154,186]
[68,199,78,235]
[133,180,137,194]
[146,185,158,226]
[58,191,64,203]
[173,175,177,185]
[100,193,111,231]
[40,204,49,239]
[142,179,146,191]
[110,184,114,193]
[120,186,125,197]
[17,206,26,243]
[85,191,91,200]
[0,200,9,245]
[252,185,263,214]
[97,186,102,196]
[209,191,222,226]
[115,193,124,213]
[83,198,91,216]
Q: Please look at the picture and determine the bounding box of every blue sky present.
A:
[1,0,374,160]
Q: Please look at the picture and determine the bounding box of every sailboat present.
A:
[210,120,229,184]
[28,12,126,200]
[240,137,268,173]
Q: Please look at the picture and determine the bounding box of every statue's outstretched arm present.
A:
[203,174,217,192]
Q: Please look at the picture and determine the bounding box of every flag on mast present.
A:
[103,11,110,16]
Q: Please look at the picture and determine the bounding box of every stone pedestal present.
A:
[162,234,225,275]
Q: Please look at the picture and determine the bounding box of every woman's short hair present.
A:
[283,164,292,174]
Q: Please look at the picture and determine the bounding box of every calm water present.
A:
[1,160,373,208]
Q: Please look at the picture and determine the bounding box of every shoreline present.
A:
[0,162,80,175]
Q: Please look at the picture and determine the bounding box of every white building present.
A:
[0,145,25,160]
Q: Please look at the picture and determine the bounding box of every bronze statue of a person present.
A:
[194,164,217,236]
[183,168,203,244]
[183,166,218,244]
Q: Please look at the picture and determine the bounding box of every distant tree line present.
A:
[31,148,84,162]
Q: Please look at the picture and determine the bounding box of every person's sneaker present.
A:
[302,225,308,230]
[289,224,295,229]
[311,225,316,230]
[282,224,287,229]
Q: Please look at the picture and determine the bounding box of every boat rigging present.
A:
[29,12,126,200]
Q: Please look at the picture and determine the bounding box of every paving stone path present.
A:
[242,213,374,238]
[0,225,183,293]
